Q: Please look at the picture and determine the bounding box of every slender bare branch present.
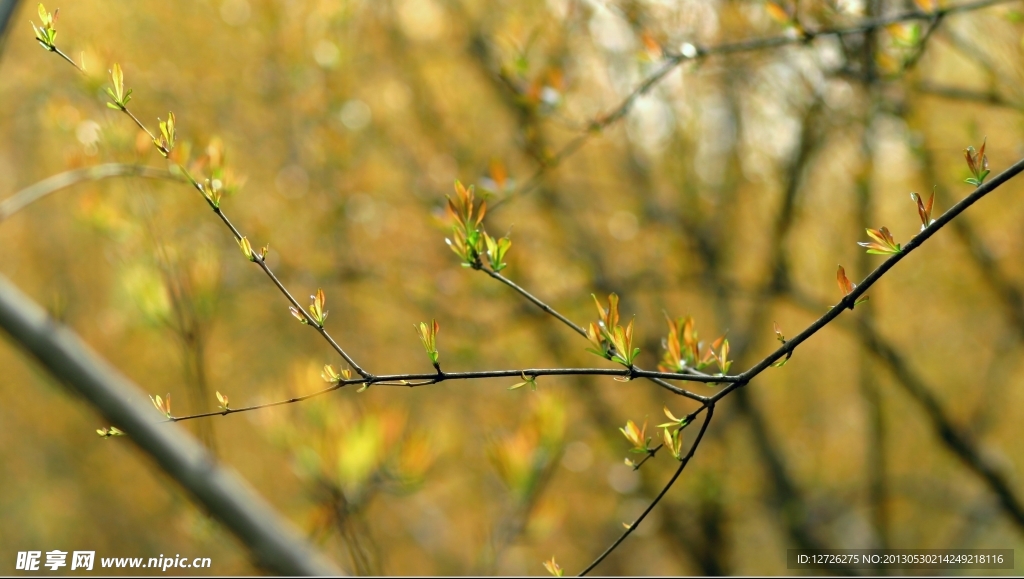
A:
[578,405,715,576]
[481,269,711,401]
[38,38,372,380]
[720,153,1024,396]
[168,365,735,422]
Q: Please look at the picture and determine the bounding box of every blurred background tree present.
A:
[3,0,1024,574]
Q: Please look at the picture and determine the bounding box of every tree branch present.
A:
[721,153,1024,395]
[0,274,342,576]
[492,0,1014,210]
[0,163,177,224]
[578,404,715,576]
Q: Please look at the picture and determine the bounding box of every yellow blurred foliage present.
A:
[3,0,1024,575]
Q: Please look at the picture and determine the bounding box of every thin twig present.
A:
[718,153,1024,399]
[168,366,736,422]
[483,269,587,336]
[51,45,84,72]
[578,405,715,576]
[42,44,372,380]
[482,269,710,402]
[573,151,1024,570]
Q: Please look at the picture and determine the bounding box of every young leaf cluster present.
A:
[236,237,268,263]
[150,393,172,419]
[215,391,230,411]
[858,226,902,255]
[155,113,177,158]
[964,139,990,186]
[911,190,935,231]
[445,181,511,271]
[657,406,690,460]
[771,321,791,367]
[508,372,538,391]
[619,419,651,455]
[416,319,441,370]
[290,289,328,327]
[105,63,133,111]
[835,265,870,308]
[96,426,125,438]
[657,314,730,375]
[31,4,58,51]
[543,557,564,577]
[585,293,640,368]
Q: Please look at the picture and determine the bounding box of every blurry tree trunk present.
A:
[0,0,22,57]
[0,273,342,576]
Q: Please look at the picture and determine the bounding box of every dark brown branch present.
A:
[721,153,1024,396]
[168,366,734,423]
[578,405,715,576]
[481,269,711,402]
[482,269,587,336]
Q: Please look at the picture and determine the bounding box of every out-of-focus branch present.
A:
[0,0,23,57]
[908,128,1024,334]
[936,25,1021,100]
[895,12,944,75]
[913,82,1021,109]
[0,274,342,576]
[491,0,1015,211]
[792,288,1024,532]
[709,93,841,558]
[0,163,177,224]
[717,153,1024,393]
[854,109,891,550]
[854,318,1024,531]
